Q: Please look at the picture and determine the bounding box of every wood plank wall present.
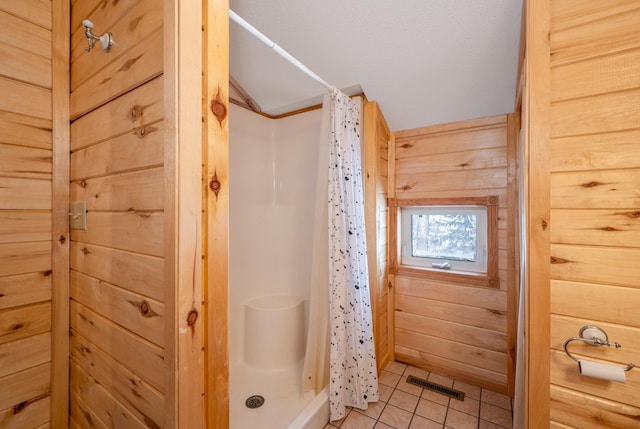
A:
[68,1,170,427]
[546,1,640,427]
[364,101,392,372]
[0,1,54,427]
[391,115,517,394]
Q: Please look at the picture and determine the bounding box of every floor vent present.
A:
[405,375,465,401]
[245,395,265,409]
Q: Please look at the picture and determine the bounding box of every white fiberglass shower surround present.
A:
[229,104,327,429]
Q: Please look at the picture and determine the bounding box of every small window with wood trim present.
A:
[392,196,499,288]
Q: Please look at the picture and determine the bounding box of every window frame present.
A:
[389,196,500,288]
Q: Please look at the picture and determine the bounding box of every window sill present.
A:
[396,264,500,288]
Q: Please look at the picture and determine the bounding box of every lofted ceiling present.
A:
[229,0,523,132]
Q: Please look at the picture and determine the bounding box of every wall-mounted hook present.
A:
[82,19,114,53]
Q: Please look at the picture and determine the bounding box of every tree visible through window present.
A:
[411,213,477,262]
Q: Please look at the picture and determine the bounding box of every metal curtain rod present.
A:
[229,9,334,92]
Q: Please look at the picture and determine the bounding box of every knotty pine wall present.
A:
[0,2,55,427]
[390,115,518,394]
[364,101,393,372]
[546,1,640,426]
[69,0,166,426]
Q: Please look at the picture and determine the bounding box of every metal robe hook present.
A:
[82,19,114,53]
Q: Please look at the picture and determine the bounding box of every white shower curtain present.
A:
[301,89,379,420]
[325,89,379,420]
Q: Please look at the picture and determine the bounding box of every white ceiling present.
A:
[229,0,523,132]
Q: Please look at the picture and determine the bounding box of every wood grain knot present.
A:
[550,256,570,264]
[119,54,143,72]
[187,309,198,326]
[43,270,52,277]
[209,172,222,197]
[12,401,28,415]
[134,125,158,139]
[139,300,151,316]
[210,100,227,123]
[12,323,24,331]
[127,105,142,122]
[599,226,619,232]
[541,219,548,230]
[81,247,91,255]
[399,143,413,149]
[581,181,604,188]
[58,235,66,244]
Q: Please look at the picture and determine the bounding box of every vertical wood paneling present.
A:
[204,0,230,426]
[391,115,516,395]
[0,2,53,427]
[364,101,391,372]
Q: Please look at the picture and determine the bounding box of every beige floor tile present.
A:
[453,380,481,400]
[449,396,479,417]
[374,422,395,429]
[480,403,513,429]
[355,400,386,420]
[324,424,340,429]
[409,415,444,429]
[378,404,413,429]
[481,389,512,411]
[389,389,420,413]
[385,361,408,375]
[404,366,429,379]
[420,389,450,407]
[444,408,479,429]
[341,409,377,429]
[379,370,402,388]
[378,383,394,402]
[479,419,509,429]
[415,398,447,423]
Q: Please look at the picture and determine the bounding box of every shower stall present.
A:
[229,104,329,428]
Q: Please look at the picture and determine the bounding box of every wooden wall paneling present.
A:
[0,302,51,345]
[70,301,165,392]
[0,272,51,310]
[204,0,230,426]
[165,0,205,426]
[70,26,163,120]
[0,178,52,210]
[364,101,391,372]
[70,331,164,427]
[70,121,164,180]
[550,129,640,173]
[0,363,51,413]
[550,7,640,67]
[52,5,71,426]
[0,10,51,58]
[70,270,165,347]
[0,213,51,244]
[0,332,51,378]
[550,170,640,209]
[524,0,552,426]
[69,366,148,429]
[70,0,163,89]
[0,0,52,30]
[0,42,51,89]
[550,280,640,328]
[391,113,514,393]
[69,75,164,153]
[0,111,51,150]
[0,395,50,429]
[387,133,396,363]
[550,384,640,429]
[70,211,164,257]
[506,112,519,396]
[0,242,51,277]
[0,145,52,180]
[70,167,164,211]
[69,241,164,301]
[0,78,51,120]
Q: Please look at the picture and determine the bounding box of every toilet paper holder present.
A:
[564,325,635,372]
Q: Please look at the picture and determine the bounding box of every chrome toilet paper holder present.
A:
[564,325,635,372]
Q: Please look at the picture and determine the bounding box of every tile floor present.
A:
[324,361,513,429]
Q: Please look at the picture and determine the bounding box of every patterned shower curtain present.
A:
[326,89,379,421]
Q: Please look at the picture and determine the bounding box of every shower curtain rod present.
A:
[229,10,334,92]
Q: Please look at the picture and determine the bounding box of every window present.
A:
[401,206,487,273]
[390,196,499,288]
